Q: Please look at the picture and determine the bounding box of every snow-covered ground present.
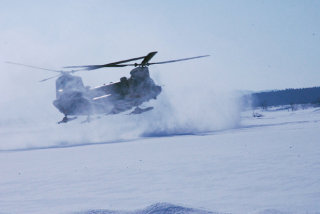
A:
[0,107,320,214]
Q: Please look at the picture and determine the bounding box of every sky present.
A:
[0,0,319,91]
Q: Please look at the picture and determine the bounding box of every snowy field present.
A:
[0,107,320,214]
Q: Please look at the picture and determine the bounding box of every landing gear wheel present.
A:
[130,106,154,114]
[58,115,77,124]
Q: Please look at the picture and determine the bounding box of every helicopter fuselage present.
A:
[6,51,209,123]
[52,67,161,117]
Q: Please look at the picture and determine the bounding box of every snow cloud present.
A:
[0,62,241,151]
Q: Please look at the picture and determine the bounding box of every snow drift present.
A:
[75,203,216,214]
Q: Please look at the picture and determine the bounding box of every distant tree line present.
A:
[250,87,320,108]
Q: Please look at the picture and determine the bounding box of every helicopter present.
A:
[6,52,209,124]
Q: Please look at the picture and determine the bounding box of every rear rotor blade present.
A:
[147,55,210,65]
[109,55,210,67]
[75,64,130,71]
[140,51,157,66]
[5,61,62,73]
[63,55,147,70]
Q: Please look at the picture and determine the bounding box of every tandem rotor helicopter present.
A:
[6,52,209,124]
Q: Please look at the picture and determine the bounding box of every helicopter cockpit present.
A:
[55,74,85,98]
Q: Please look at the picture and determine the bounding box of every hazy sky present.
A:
[0,0,319,91]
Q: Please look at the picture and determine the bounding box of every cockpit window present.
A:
[56,75,85,98]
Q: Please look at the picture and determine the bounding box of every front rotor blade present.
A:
[39,74,61,82]
[5,61,62,73]
[147,55,210,65]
